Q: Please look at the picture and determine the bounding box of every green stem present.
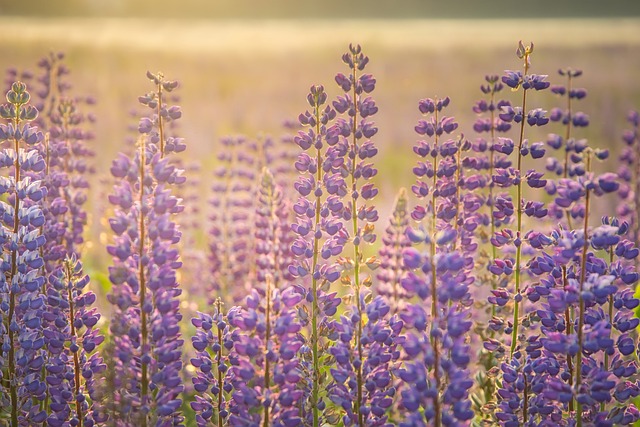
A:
[8,105,22,427]
[453,142,462,252]
[391,190,407,313]
[216,299,224,427]
[310,97,323,427]
[349,56,365,427]
[66,261,84,427]
[263,276,272,427]
[576,155,592,427]
[489,90,498,273]
[157,80,165,158]
[563,74,574,230]
[138,139,149,427]
[563,266,574,413]
[39,133,51,415]
[431,109,442,427]
[510,60,529,359]
[601,247,614,413]
[633,121,640,260]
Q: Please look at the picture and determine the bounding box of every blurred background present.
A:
[0,0,639,292]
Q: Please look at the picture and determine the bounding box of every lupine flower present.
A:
[107,72,184,426]
[500,140,640,426]
[209,136,258,304]
[467,74,516,422]
[545,67,594,228]
[0,40,635,427]
[217,168,305,427]
[34,52,72,124]
[324,44,399,427]
[44,97,95,259]
[488,41,550,359]
[0,81,48,425]
[377,188,411,312]
[617,110,639,249]
[399,96,474,427]
[290,82,341,426]
[327,296,401,427]
[191,299,235,427]
[44,256,107,427]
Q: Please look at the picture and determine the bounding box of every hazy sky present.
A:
[2,0,640,19]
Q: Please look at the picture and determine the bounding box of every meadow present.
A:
[0,16,639,427]
[2,18,640,272]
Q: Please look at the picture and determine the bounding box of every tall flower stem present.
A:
[430,109,442,427]
[263,276,272,427]
[311,93,323,427]
[453,141,462,251]
[348,50,365,427]
[488,91,498,269]
[156,77,165,157]
[390,189,408,310]
[39,133,51,415]
[510,50,530,358]
[8,99,22,427]
[563,73,574,230]
[65,260,85,427]
[138,138,149,427]
[601,246,615,413]
[216,299,224,427]
[575,153,592,427]
[562,266,574,413]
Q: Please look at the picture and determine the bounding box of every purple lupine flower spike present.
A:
[0,81,48,425]
[291,82,340,426]
[107,72,184,426]
[400,96,474,427]
[489,41,550,361]
[209,136,258,305]
[467,74,516,423]
[213,168,305,427]
[191,299,235,427]
[44,256,107,426]
[545,67,591,228]
[617,110,640,251]
[377,188,411,313]
[324,44,400,427]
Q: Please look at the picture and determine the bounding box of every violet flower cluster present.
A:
[377,188,411,312]
[467,74,513,418]
[399,97,474,427]
[44,256,106,427]
[191,299,235,427]
[495,158,640,426]
[107,71,185,426]
[224,169,305,427]
[209,136,257,304]
[617,110,640,248]
[322,44,400,427]
[0,81,49,426]
[4,41,640,427]
[290,82,342,426]
[0,48,106,427]
[544,68,591,228]
[486,41,551,358]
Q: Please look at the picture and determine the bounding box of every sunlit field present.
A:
[2,18,640,268]
[1,15,640,427]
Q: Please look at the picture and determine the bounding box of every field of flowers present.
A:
[1,19,640,427]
